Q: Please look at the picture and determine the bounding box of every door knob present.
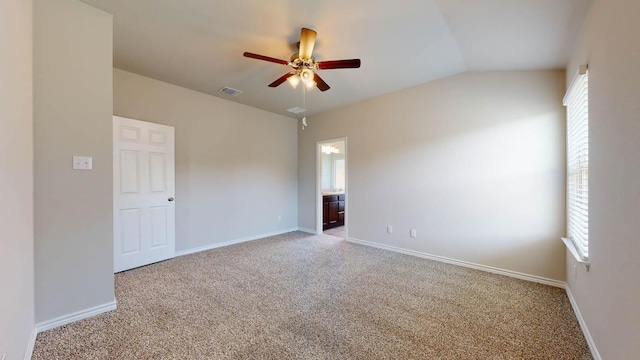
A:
[168,197,174,202]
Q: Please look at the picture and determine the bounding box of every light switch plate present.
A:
[73,156,93,170]
[410,229,417,238]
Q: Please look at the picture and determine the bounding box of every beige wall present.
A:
[0,0,35,358]
[565,0,640,358]
[299,71,567,281]
[113,69,298,252]
[34,0,114,322]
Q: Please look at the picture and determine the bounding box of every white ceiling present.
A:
[80,0,591,118]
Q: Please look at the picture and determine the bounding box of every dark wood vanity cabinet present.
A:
[323,194,345,230]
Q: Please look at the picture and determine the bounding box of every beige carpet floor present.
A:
[33,232,592,359]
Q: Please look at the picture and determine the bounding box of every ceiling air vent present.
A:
[287,106,306,114]
[218,87,242,96]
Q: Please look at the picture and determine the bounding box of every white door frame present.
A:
[316,137,348,237]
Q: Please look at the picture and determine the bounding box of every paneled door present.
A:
[113,116,175,273]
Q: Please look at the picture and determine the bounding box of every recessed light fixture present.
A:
[218,87,242,96]
[287,106,306,114]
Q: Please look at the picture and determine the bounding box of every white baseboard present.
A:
[175,228,300,257]
[565,286,601,360]
[24,327,37,360]
[35,299,117,334]
[297,227,317,234]
[346,237,566,288]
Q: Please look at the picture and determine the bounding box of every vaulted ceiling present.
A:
[81,0,591,117]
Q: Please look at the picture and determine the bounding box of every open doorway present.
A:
[316,138,347,238]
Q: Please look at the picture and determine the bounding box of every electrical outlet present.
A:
[410,229,417,238]
[387,226,393,234]
[277,215,282,221]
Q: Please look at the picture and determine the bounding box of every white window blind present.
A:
[563,66,589,260]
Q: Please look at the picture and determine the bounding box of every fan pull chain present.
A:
[301,85,307,130]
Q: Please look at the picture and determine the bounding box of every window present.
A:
[563,65,589,262]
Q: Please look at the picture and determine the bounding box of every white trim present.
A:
[175,228,299,257]
[346,237,565,288]
[24,327,37,360]
[562,237,590,270]
[36,300,117,333]
[297,227,317,234]
[565,286,602,360]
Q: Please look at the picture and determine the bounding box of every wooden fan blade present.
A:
[299,28,317,60]
[243,52,288,65]
[268,73,294,87]
[314,73,330,92]
[317,59,361,70]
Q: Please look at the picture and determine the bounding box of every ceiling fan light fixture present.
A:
[287,74,300,89]
[300,68,314,85]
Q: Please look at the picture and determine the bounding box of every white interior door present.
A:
[113,116,175,273]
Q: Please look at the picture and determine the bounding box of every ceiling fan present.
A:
[243,28,361,92]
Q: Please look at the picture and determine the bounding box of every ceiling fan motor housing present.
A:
[289,54,316,69]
